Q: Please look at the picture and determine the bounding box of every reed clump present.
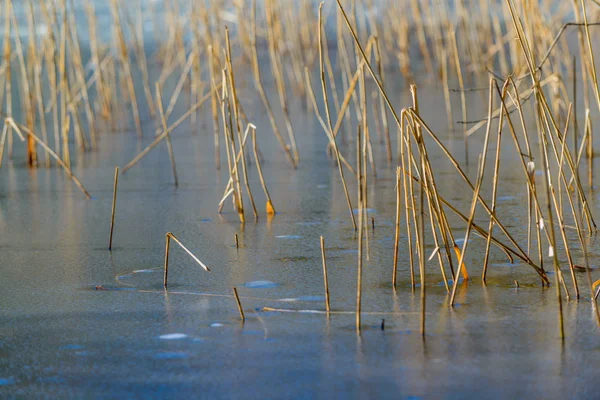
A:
[1,0,600,338]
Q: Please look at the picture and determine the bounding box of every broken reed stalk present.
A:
[233,287,245,321]
[320,236,330,313]
[155,83,179,186]
[163,232,211,289]
[392,166,401,287]
[251,125,276,215]
[109,166,119,251]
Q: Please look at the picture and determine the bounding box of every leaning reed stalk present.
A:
[320,236,330,313]
[155,83,179,187]
[109,167,119,251]
[450,154,486,306]
[233,287,245,321]
[251,125,276,215]
[163,232,211,289]
[5,118,91,199]
[122,87,217,173]
[238,124,258,220]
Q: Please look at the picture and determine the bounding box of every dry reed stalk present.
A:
[220,68,245,223]
[409,0,433,76]
[304,68,355,174]
[130,0,156,117]
[265,0,299,165]
[208,45,221,170]
[235,233,239,249]
[238,124,258,220]
[392,166,401,287]
[423,173,450,293]
[224,29,249,222]
[538,103,579,298]
[336,0,533,279]
[482,78,501,281]
[162,53,195,125]
[398,112,415,287]
[410,111,545,279]
[249,0,295,168]
[109,167,119,251]
[320,236,330,313]
[233,287,245,321]
[409,85,426,336]
[58,1,70,166]
[505,0,564,334]
[449,154,486,306]
[217,124,253,214]
[373,38,392,162]
[356,124,364,331]
[450,28,468,166]
[10,4,36,166]
[85,3,110,121]
[251,125,276,215]
[441,49,454,132]
[359,64,372,261]
[66,3,97,149]
[110,0,142,138]
[579,0,600,118]
[163,232,211,289]
[29,13,50,167]
[318,3,357,231]
[155,83,179,187]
